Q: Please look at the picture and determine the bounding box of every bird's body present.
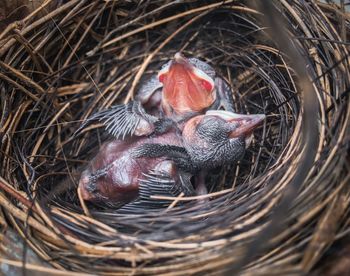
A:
[79,129,185,203]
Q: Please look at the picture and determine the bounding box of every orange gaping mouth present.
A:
[158,53,216,114]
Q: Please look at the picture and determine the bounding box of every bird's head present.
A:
[182,110,265,169]
[158,52,216,115]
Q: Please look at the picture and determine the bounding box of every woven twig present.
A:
[0,1,349,275]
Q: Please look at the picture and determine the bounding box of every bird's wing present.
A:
[75,101,158,140]
[117,170,194,213]
[133,143,196,173]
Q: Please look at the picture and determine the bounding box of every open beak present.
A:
[206,110,265,138]
[158,53,215,113]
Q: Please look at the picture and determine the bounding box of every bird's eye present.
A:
[199,117,221,131]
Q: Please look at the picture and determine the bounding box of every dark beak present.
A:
[206,110,265,138]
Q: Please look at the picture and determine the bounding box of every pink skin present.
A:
[79,131,182,203]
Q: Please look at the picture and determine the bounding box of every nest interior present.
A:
[0,1,349,275]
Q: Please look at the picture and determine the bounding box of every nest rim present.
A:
[0,1,349,275]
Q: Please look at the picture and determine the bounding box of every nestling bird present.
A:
[79,52,235,140]
[78,110,265,209]
[78,129,190,206]
[77,53,265,209]
[137,52,235,118]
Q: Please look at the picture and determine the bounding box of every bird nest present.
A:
[0,1,349,275]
